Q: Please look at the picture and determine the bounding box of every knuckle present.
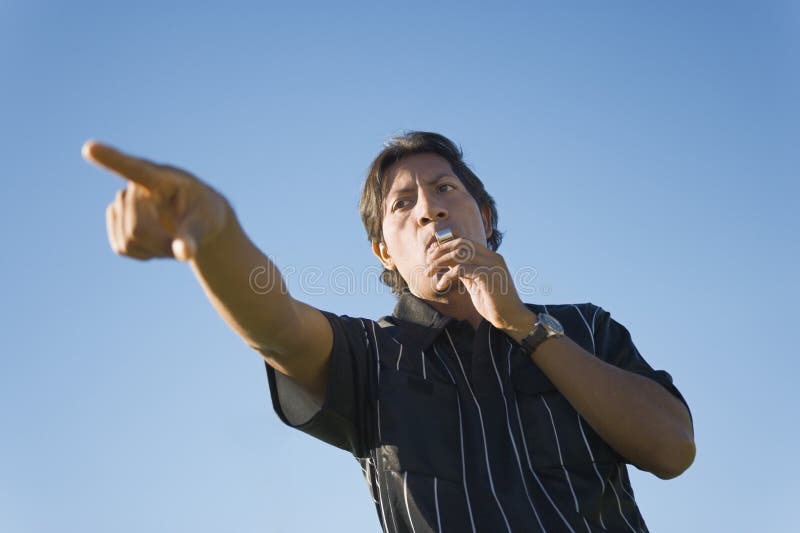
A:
[129,223,149,241]
[130,182,156,201]
[120,236,137,254]
[126,209,157,241]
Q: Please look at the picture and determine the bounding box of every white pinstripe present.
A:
[609,480,637,533]
[367,321,401,532]
[434,477,442,533]
[578,415,608,531]
[364,321,385,444]
[617,463,638,532]
[616,464,640,509]
[377,398,383,442]
[577,415,606,493]
[371,450,392,533]
[360,320,392,532]
[541,397,581,514]
[421,349,427,379]
[362,458,379,504]
[386,473,399,533]
[512,396,577,532]
[432,346,476,533]
[571,304,594,354]
[506,338,577,531]
[404,471,418,533]
[590,306,600,338]
[575,305,609,530]
[444,329,513,533]
[396,343,404,371]
[583,304,649,531]
[368,320,381,380]
[487,331,547,532]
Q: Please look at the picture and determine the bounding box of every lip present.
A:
[424,232,452,279]
[425,225,458,251]
[425,235,439,252]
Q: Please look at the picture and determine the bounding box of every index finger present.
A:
[82,140,164,191]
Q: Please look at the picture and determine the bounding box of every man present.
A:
[84,131,695,532]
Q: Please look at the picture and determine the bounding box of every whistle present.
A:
[435,228,455,244]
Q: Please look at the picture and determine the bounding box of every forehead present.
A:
[382,153,456,197]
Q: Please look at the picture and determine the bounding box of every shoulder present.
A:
[523,301,603,329]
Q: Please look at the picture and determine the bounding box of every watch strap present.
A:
[519,313,564,355]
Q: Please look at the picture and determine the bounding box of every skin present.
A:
[373,152,533,332]
[85,142,695,480]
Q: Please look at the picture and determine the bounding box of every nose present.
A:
[415,190,448,226]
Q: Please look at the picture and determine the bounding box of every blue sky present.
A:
[1,1,797,531]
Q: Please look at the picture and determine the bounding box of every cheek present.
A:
[383,224,424,267]
[383,217,413,245]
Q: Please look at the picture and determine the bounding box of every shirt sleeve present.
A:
[592,305,693,424]
[265,311,378,458]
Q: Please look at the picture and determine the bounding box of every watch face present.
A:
[539,313,564,335]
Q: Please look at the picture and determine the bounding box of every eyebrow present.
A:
[387,172,456,198]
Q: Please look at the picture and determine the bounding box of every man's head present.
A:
[359,131,503,296]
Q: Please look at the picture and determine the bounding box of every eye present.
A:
[438,183,455,192]
[391,199,410,212]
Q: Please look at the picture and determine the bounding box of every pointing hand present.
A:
[82,141,231,261]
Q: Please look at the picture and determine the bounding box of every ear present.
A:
[481,204,493,241]
[371,240,395,270]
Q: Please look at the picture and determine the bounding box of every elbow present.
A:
[653,437,696,480]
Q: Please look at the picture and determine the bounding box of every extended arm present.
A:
[84,141,332,404]
[187,206,332,403]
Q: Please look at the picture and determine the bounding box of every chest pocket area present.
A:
[377,367,462,483]
[512,363,620,470]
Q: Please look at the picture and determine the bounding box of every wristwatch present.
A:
[519,313,564,355]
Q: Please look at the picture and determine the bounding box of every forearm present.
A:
[505,311,695,479]
[187,203,299,353]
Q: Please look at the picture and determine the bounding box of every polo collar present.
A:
[392,291,453,329]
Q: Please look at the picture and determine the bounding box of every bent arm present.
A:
[189,204,332,404]
[504,309,695,479]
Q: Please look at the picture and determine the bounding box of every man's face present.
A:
[372,152,492,299]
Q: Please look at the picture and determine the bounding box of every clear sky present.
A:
[1,1,797,532]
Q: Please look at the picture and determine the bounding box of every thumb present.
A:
[171,234,197,262]
[169,182,202,261]
[169,186,230,262]
[171,211,204,261]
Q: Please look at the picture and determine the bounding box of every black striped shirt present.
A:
[266,293,690,532]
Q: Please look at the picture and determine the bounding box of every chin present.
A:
[426,279,464,301]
